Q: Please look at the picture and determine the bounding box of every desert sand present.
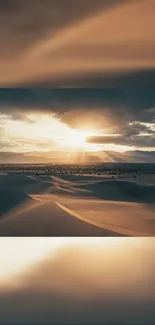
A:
[0,173,155,236]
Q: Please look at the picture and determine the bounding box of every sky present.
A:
[0,0,155,156]
[0,88,155,155]
[0,237,155,324]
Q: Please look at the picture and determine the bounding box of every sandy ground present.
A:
[0,174,155,236]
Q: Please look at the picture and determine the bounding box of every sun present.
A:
[70,130,90,146]
[59,129,94,149]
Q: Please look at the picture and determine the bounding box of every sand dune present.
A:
[0,173,154,236]
[50,175,155,204]
[0,198,120,236]
[0,174,52,217]
[56,198,155,236]
[77,179,155,203]
[0,189,34,218]
[0,174,37,188]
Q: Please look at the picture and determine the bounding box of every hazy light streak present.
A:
[0,238,84,280]
[0,238,152,282]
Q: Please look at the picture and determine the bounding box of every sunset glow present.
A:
[0,112,104,153]
[0,111,137,156]
[58,129,95,149]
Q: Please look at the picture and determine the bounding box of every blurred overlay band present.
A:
[0,237,155,325]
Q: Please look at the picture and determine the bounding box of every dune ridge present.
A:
[0,173,155,236]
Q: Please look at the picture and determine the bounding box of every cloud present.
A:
[0,112,66,152]
[87,135,155,148]
[0,87,155,151]
[0,87,155,126]
[87,121,155,148]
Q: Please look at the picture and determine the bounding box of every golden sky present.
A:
[0,111,143,154]
[0,108,155,157]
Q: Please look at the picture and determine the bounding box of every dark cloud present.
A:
[0,87,155,122]
[87,120,155,148]
[87,134,155,148]
[53,69,155,88]
[0,87,155,110]
[124,123,155,137]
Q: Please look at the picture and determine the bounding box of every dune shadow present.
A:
[50,176,155,205]
[0,189,34,218]
[73,180,155,204]
[0,175,54,218]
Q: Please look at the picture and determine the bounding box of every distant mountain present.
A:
[98,150,155,163]
[0,152,52,164]
[0,150,155,164]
